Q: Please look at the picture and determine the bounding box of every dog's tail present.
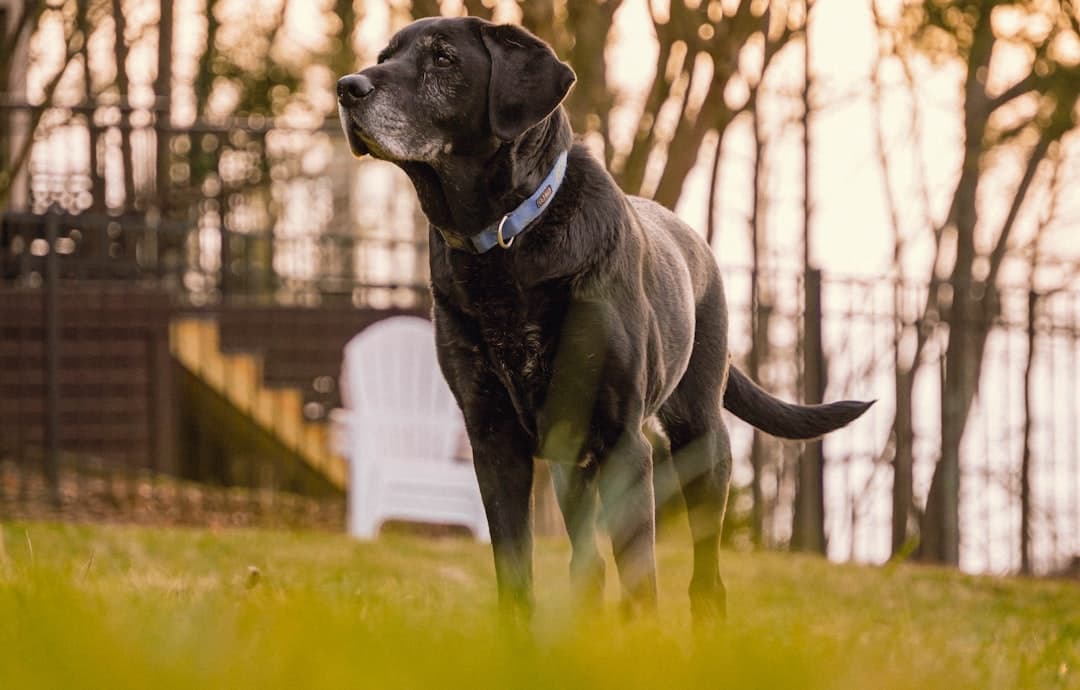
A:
[723,366,873,440]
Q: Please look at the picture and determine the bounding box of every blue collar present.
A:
[442,150,569,254]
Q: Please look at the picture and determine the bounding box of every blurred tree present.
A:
[870,0,925,558]
[327,0,362,78]
[791,0,827,556]
[181,0,311,294]
[76,0,105,212]
[747,95,772,547]
[743,22,792,548]
[155,0,172,213]
[0,1,38,193]
[1019,151,1070,574]
[112,0,136,208]
[0,0,78,209]
[885,0,1080,564]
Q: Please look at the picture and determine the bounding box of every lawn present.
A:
[0,520,1077,690]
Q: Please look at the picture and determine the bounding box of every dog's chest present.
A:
[471,295,557,398]
[454,281,567,424]
[480,317,546,381]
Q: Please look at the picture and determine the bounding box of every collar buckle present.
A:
[495,215,514,249]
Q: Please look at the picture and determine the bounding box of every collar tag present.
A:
[536,185,553,208]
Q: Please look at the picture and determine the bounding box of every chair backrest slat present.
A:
[341,317,466,464]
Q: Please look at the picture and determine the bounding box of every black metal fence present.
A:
[1,206,429,307]
[2,104,1078,574]
[715,269,1080,576]
[3,208,1078,573]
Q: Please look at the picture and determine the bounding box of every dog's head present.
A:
[337,17,576,164]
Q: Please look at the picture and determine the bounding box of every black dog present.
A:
[338,17,871,621]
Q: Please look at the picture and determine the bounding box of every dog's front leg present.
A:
[434,302,538,621]
[470,427,536,622]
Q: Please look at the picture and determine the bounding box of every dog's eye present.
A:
[434,52,453,68]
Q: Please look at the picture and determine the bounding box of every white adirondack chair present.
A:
[333,316,489,542]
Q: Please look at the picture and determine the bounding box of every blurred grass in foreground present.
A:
[0,521,1077,690]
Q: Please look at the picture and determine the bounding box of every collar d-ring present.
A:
[495,215,514,249]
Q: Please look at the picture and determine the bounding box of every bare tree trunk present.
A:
[616,34,675,194]
[868,0,933,558]
[791,2,827,555]
[0,1,41,93]
[462,0,493,20]
[0,5,80,209]
[78,0,105,212]
[155,0,173,214]
[917,5,996,566]
[704,132,723,248]
[1020,289,1036,575]
[651,83,736,209]
[561,0,620,160]
[748,100,768,547]
[618,0,770,208]
[1017,150,1066,574]
[1,1,39,177]
[749,308,769,547]
[920,131,1052,564]
[411,0,440,19]
[892,360,916,554]
[911,0,1071,566]
[517,1,554,48]
[112,0,136,211]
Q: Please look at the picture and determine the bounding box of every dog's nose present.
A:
[337,74,374,104]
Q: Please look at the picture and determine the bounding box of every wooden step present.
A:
[169,317,346,489]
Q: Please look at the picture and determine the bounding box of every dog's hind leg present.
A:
[659,319,733,620]
[596,429,658,617]
[657,275,734,622]
[661,409,732,622]
[550,462,605,608]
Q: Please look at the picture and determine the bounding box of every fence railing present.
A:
[3,207,1077,576]
[2,207,430,307]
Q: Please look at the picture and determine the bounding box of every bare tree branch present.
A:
[984,134,1055,291]
[0,8,81,208]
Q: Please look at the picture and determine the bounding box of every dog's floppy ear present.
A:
[480,23,576,142]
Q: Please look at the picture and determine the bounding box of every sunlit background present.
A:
[1,0,1079,577]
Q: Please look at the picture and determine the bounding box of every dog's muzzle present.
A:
[337,74,375,157]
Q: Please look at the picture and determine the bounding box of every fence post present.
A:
[43,204,61,507]
[792,267,827,554]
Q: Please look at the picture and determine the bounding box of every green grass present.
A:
[0,521,1077,690]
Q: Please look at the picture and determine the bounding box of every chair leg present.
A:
[349,489,381,539]
[351,512,380,539]
[475,515,491,543]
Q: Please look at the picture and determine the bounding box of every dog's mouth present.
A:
[338,106,373,158]
[337,105,431,164]
[344,125,370,158]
